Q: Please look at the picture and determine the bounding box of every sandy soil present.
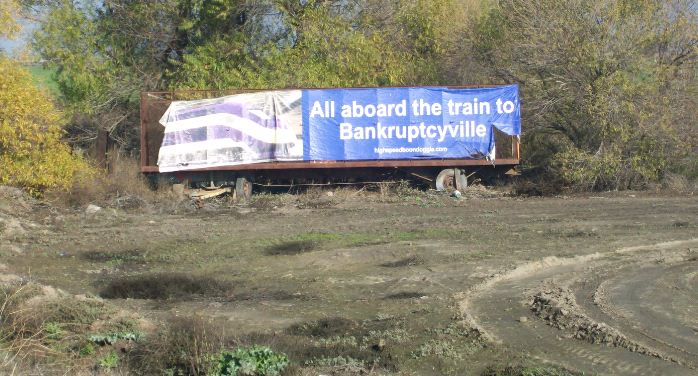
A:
[460,239,698,375]
[1,186,696,375]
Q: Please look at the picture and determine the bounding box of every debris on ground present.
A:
[85,204,102,214]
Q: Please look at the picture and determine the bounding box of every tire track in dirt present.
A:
[458,239,698,375]
[592,262,698,362]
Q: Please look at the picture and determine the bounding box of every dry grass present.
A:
[482,364,582,376]
[661,173,696,194]
[287,317,359,338]
[128,314,398,376]
[249,192,296,211]
[370,181,425,203]
[295,187,338,209]
[249,182,427,210]
[511,176,563,196]
[0,279,167,375]
[376,181,393,200]
[0,283,54,368]
[46,153,176,210]
[0,281,116,373]
[276,317,401,373]
[128,315,224,375]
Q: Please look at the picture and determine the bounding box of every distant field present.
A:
[24,64,60,96]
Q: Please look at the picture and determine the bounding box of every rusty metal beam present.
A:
[140,92,147,169]
[141,158,519,173]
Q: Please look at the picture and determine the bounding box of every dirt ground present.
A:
[1,185,697,375]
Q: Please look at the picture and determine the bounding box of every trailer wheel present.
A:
[435,169,467,192]
[235,177,253,202]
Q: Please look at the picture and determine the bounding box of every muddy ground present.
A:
[1,186,697,375]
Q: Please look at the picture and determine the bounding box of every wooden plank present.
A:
[188,187,232,199]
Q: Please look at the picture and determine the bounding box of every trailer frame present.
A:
[139,87,520,193]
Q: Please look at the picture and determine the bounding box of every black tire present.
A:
[235,177,253,202]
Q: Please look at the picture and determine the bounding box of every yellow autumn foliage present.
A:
[0,0,21,39]
[0,57,94,194]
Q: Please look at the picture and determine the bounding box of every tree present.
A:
[33,1,183,151]
[0,0,22,39]
[358,0,482,85]
[33,0,443,151]
[168,1,409,89]
[33,0,695,191]
[0,0,93,194]
[469,0,698,189]
[0,56,93,194]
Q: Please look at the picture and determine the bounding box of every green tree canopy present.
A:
[470,0,697,188]
[33,0,458,152]
[29,0,698,190]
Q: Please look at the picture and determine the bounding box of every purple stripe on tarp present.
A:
[157,90,303,171]
[161,127,209,146]
[161,125,298,160]
[162,126,251,146]
[166,102,288,131]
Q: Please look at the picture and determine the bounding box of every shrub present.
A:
[79,342,95,356]
[215,345,289,376]
[556,147,652,191]
[129,315,224,375]
[0,282,112,370]
[99,351,119,369]
[43,322,63,340]
[482,364,581,376]
[0,283,57,355]
[0,56,94,195]
[50,153,175,208]
[89,331,144,346]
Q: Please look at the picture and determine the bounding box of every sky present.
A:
[0,18,37,57]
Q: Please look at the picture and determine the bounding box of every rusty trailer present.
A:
[140,88,520,199]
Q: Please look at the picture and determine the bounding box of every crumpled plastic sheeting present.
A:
[157,90,302,172]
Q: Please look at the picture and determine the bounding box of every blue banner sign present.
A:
[157,86,520,172]
[302,85,520,161]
